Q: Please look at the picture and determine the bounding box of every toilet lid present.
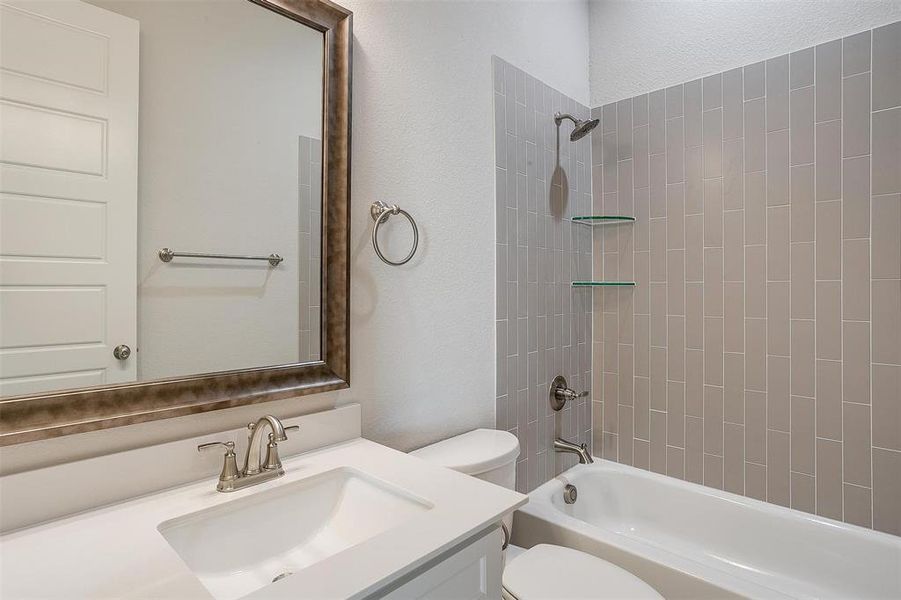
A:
[503,544,662,600]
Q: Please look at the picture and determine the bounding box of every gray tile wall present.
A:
[493,57,593,493]
[299,135,321,362]
[591,22,901,536]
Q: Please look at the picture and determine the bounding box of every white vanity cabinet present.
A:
[379,528,503,600]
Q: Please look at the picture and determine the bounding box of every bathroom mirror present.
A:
[0,0,351,444]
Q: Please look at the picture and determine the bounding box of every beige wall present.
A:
[591,21,901,536]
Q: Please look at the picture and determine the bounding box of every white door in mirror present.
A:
[0,0,139,396]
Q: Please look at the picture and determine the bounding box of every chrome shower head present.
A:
[554,112,600,142]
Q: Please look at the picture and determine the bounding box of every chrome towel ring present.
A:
[370,200,419,266]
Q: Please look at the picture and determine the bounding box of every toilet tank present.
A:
[410,429,520,490]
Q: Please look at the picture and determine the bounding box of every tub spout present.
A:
[554,437,594,464]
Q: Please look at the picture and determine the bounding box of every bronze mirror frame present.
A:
[0,0,352,446]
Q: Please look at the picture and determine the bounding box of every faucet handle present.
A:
[198,441,240,486]
[285,425,299,434]
[198,440,235,453]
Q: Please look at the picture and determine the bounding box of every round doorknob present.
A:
[113,344,131,360]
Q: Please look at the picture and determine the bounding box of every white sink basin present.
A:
[158,467,432,600]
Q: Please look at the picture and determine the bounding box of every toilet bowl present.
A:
[411,429,662,600]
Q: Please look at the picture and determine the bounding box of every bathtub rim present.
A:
[517,459,901,600]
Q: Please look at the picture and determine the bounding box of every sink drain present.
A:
[272,570,293,583]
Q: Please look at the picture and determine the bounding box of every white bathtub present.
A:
[512,460,901,600]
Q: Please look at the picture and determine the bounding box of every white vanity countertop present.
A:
[0,438,527,599]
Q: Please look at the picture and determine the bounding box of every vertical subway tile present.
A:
[767,206,790,280]
[745,390,767,463]
[815,201,842,280]
[703,108,723,177]
[790,164,815,242]
[790,395,816,474]
[633,125,649,189]
[650,154,666,217]
[790,46,815,89]
[791,320,815,397]
[815,39,842,122]
[872,364,900,451]
[844,484,873,529]
[872,21,901,111]
[744,60,766,100]
[843,73,871,158]
[872,194,901,279]
[667,382,686,447]
[873,448,901,535]
[791,472,816,514]
[745,245,766,317]
[650,410,667,473]
[686,283,704,349]
[724,352,745,423]
[685,214,703,281]
[704,248,724,317]
[767,130,790,205]
[724,211,744,281]
[745,320,767,391]
[686,416,703,483]
[666,117,685,183]
[791,242,815,319]
[872,108,901,195]
[666,84,684,118]
[617,98,633,159]
[684,79,702,148]
[816,281,843,360]
[723,139,744,210]
[704,180,724,247]
[767,430,791,507]
[790,86,814,165]
[815,120,842,202]
[766,54,789,132]
[703,73,722,110]
[843,402,872,487]
[816,359,843,440]
[842,156,870,239]
[634,93,649,127]
[704,317,724,385]
[817,438,844,520]
[704,385,724,455]
[723,68,744,140]
[649,89,666,155]
[744,98,766,172]
[724,422,745,494]
[725,282,745,348]
[685,147,703,213]
[872,279,901,365]
[746,462,767,501]
[842,239,870,321]
[686,350,704,416]
[842,30,871,77]
[744,172,767,244]
[768,355,791,431]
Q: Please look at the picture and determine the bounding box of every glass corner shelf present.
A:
[571,215,636,225]
[572,281,636,287]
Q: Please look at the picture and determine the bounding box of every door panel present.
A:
[0,0,138,395]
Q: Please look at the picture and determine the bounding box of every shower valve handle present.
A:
[549,375,588,411]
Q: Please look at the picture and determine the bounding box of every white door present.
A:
[0,0,139,396]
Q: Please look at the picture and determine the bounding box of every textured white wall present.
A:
[336,0,590,452]
[588,0,901,107]
[0,0,590,474]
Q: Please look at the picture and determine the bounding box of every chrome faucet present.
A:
[198,415,299,492]
[554,437,594,464]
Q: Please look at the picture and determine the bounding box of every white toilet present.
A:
[412,429,663,600]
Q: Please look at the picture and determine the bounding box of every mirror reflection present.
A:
[0,0,324,397]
